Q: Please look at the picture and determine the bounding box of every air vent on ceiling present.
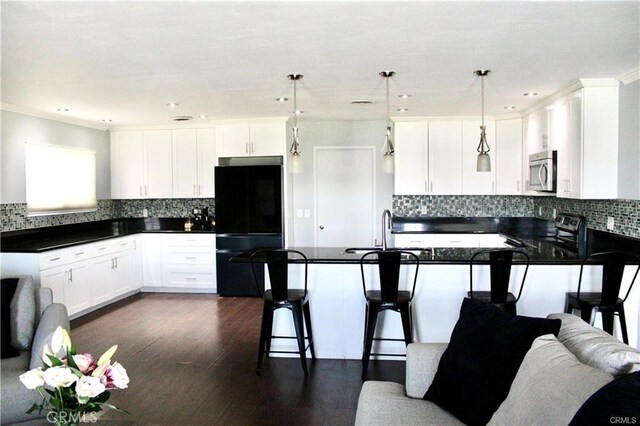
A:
[350,100,375,105]
[171,116,193,121]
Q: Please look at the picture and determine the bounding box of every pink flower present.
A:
[102,362,129,390]
[72,353,96,374]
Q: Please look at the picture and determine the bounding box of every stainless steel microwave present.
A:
[528,150,557,192]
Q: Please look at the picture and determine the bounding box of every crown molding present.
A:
[619,68,640,85]
[1,103,109,131]
[521,78,620,116]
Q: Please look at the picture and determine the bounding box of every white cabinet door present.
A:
[172,129,199,198]
[112,250,133,295]
[428,121,462,195]
[462,120,496,194]
[142,234,164,287]
[64,261,91,316]
[394,121,427,195]
[144,130,173,198]
[495,118,523,195]
[90,255,115,306]
[217,124,250,157]
[197,128,216,197]
[111,131,144,199]
[40,267,66,305]
[251,122,285,156]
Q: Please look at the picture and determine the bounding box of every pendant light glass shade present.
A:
[475,70,491,172]
[288,74,303,174]
[380,71,395,174]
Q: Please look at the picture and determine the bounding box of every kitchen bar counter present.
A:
[1,218,215,253]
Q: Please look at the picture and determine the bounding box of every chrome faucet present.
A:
[381,209,392,250]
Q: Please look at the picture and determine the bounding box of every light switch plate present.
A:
[607,217,614,230]
[304,209,311,218]
[296,209,303,218]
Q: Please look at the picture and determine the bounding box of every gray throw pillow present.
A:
[10,276,37,350]
[488,334,613,426]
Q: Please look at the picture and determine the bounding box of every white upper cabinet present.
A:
[216,120,286,158]
[172,128,216,198]
[462,120,496,195]
[394,121,428,195]
[111,130,172,199]
[557,84,619,199]
[428,120,462,195]
[111,131,144,199]
[143,130,173,198]
[495,118,523,195]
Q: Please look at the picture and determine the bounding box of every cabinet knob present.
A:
[319,225,325,230]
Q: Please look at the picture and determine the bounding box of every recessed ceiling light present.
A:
[276,97,288,102]
[295,110,304,115]
[523,92,538,97]
[396,108,409,112]
[398,94,411,99]
[166,102,179,108]
[171,116,193,121]
[350,100,375,105]
[504,106,517,110]
[199,114,207,119]
[56,108,69,112]
[102,119,112,123]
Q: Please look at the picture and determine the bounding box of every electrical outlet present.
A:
[538,206,542,216]
[142,208,148,218]
[420,205,428,214]
[552,209,557,219]
[607,217,615,230]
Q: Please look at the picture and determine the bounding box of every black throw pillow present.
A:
[569,371,640,426]
[1,278,20,359]
[423,297,561,426]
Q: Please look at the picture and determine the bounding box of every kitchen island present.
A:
[235,243,640,359]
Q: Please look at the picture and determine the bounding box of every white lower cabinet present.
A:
[141,233,216,291]
[395,233,507,248]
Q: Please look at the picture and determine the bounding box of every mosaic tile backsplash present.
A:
[0,199,215,232]
[393,195,535,217]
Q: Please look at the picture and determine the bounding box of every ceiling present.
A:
[2,1,639,128]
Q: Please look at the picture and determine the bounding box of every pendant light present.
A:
[288,73,303,174]
[380,71,395,174]
[475,69,491,172]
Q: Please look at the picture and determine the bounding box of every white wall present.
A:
[618,79,640,199]
[1,110,111,203]
[289,120,394,246]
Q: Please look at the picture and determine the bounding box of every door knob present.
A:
[319,225,325,230]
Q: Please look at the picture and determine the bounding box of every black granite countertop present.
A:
[231,242,584,265]
[391,216,555,237]
[1,218,215,253]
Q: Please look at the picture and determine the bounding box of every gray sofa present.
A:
[1,276,70,425]
[356,313,640,425]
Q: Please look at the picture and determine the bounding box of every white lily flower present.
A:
[42,343,54,367]
[50,326,63,354]
[97,345,118,366]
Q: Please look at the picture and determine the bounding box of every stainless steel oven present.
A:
[528,150,557,192]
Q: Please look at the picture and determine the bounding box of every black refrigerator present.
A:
[215,165,283,296]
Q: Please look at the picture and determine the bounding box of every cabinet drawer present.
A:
[163,234,215,248]
[39,251,67,269]
[164,269,215,288]
[164,248,213,265]
[113,238,136,251]
[394,234,438,248]
[91,241,113,257]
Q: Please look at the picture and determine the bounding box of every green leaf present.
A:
[69,366,83,377]
[94,391,111,403]
[97,402,131,415]
[66,351,79,370]
[26,403,41,414]
[46,354,63,366]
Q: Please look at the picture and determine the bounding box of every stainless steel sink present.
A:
[344,247,382,254]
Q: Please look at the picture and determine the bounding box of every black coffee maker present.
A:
[192,207,210,230]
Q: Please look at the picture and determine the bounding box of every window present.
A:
[25,143,97,216]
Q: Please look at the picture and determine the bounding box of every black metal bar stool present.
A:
[564,251,640,344]
[468,249,530,315]
[251,249,315,377]
[360,250,419,380]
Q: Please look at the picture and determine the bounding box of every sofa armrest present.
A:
[29,303,70,370]
[37,287,53,319]
[406,342,448,398]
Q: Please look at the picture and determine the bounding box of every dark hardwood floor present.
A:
[70,293,405,425]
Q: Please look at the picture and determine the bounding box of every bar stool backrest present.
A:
[360,250,419,303]
[577,251,640,306]
[251,249,308,302]
[470,249,530,303]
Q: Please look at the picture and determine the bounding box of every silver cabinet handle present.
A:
[68,268,73,282]
[49,257,61,262]
[517,180,520,192]
[492,181,495,192]
[185,256,197,260]
[185,277,197,281]
[193,184,196,195]
[245,142,249,154]
[140,186,143,196]
[430,181,433,193]
[319,225,325,230]
[146,186,149,196]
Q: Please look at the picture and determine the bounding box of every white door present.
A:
[314,147,375,247]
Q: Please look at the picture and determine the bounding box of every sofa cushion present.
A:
[488,334,613,426]
[423,298,561,426]
[1,278,20,358]
[10,276,38,350]
[569,371,640,426]
[548,313,640,377]
[356,381,464,426]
